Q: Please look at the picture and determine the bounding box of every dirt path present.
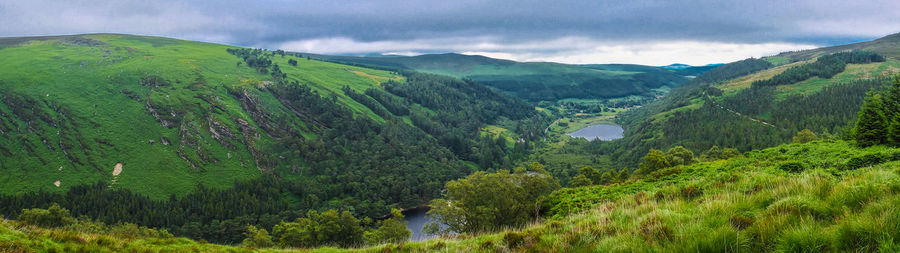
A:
[705,92,777,128]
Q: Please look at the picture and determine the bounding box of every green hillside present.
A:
[310,53,694,102]
[0,34,547,225]
[0,34,405,198]
[604,33,900,166]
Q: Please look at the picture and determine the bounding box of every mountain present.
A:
[309,53,701,102]
[606,32,900,165]
[0,34,546,221]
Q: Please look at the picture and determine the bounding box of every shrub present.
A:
[680,185,703,199]
[504,231,526,249]
[479,240,496,250]
[843,153,886,170]
[242,225,274,248]
[777,161,807,173]
[792,129,819,143]
[18,203,74,227]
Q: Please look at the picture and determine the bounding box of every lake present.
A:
[567,124,624,141]
[402,207,440,241]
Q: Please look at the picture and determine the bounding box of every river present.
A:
[567,124,624,141]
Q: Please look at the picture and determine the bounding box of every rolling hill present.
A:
[309,53,701,102]
[607,32,900,165]
[0,34,545,220]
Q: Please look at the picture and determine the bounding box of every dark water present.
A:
[567,124,624,141]
[402,207,439,241]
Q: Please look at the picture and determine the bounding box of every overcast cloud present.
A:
[1,0,898,65]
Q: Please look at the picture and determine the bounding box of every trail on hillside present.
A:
[704,92,778,128]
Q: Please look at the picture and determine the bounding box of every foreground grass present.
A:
[4,140,900,252]
[363,140,900,252]
[0,218,247,252]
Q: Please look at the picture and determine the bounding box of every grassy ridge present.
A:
[0,34,401,198]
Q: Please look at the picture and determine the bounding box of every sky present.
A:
[1,0,899,65]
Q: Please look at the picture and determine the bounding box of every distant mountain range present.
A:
[308,53,717,102]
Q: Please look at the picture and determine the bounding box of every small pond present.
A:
[567,124,624,141]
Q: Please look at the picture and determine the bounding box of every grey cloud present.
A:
[1,0,898,64]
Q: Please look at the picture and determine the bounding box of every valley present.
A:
[3,29,900,252]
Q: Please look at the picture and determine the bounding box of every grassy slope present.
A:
[8,140,898,252]
[363,140,900,252]
[0,34,401,199]
[617,33,900,163]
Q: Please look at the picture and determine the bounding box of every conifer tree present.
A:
[854,92,887,147]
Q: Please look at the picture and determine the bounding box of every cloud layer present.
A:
[1,0,898,65]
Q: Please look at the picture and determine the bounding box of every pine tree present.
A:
[854,92,888,147]
[888,118,900,147]
[884,77,900,146]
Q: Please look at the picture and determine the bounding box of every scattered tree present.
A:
[18,203,74,227]
[665,146,695,166]
[242,225,274,248]
[792,129,819,143]
[425,163,559,234]
[363,209,410,244]
[636,149,669,175]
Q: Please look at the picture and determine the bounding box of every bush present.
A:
[504,231,525,249]
[777,161,807,173]
[242,225,274,248]
[680,185,703,199]
[843,153,886,170]
[18,203,74,227]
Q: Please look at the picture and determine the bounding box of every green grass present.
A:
[352,139,900,252]
[763,56,792,66]
[773,60,900,100]
[0,34,402,199]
